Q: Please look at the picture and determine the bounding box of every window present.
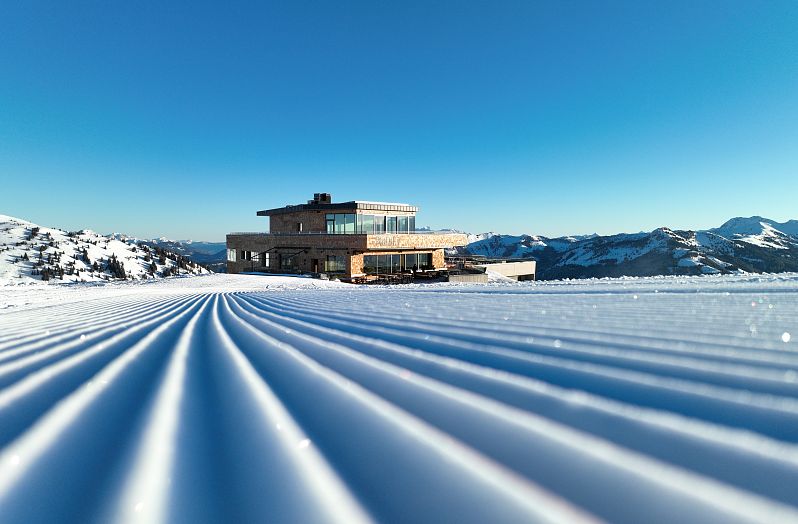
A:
[227,248,236,262]
[344,214,355,234]
[296,222,303,232]
[374,215,385,233]
[418,253,432,269]
[322,213,415,234]
[363,255,378,274]
[358,214,374,234]
[362,254,405,274]
[325,255,346,273]
[361,252,432,274]
[280,254,294,270]
[261,253,270,267]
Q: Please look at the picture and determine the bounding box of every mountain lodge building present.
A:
[226,193,468,279]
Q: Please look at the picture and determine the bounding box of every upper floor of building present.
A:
[257,193,422,234]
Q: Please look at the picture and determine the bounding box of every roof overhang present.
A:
[257,201,418,216]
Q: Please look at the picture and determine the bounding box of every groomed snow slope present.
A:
[1,273,798,523]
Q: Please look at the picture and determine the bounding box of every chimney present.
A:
[309,193,332,204]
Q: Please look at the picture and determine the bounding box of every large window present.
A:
[227,248,236,262]
[325,255,346,273]
[362,253,432,274]
[358,214,374,234]
[323,213,414,234]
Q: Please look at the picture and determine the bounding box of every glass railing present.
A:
[228,230,462,236]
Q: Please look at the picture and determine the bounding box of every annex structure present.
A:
[226,193,468,280]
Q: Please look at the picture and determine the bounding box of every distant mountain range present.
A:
[455,216,798,280]
[144,238,227,272]
[148,216,798,280]
[6,214,795,284]
[0,215,210,285]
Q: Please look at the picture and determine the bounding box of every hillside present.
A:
[0,215,209,285]
[458,216,798,280]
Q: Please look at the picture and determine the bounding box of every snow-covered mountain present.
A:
[0,215,210,285]
[457,216,798,279]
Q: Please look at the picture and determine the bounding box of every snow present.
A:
[557,232,661,267]
[0,215,208,286]
[710,217,798,250]
[2,272,798,523]
[484,270,517,283]
[678,257,701,267]
[464,233,546,259]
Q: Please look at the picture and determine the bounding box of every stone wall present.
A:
[226,233,356,274]
[270,210,328,233]
[227,233,368,251]
[350,253,364,276]
[366,233,468,250]
[432,249,445,268]
[227,232,460,276]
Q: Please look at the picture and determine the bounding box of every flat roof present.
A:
[257,200,418,216]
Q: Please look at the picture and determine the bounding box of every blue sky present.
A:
[1,1,796,240]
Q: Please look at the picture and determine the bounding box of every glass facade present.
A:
[374,215,385,233]
[325,213,415,234]
[324,255,346,273]
[362,253,432,274]
[359,214,373,234]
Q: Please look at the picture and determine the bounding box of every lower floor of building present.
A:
[226,246,446,278]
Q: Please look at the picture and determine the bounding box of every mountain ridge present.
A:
[456,216,798,279]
